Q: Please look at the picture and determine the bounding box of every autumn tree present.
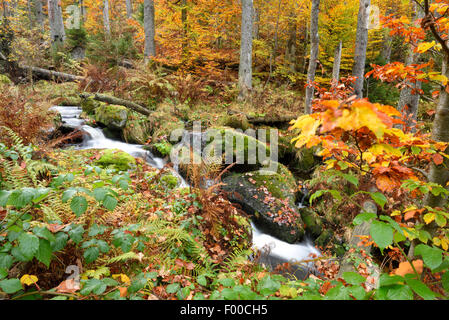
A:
[144,0,155,60]
[352,0,371,98]
[238,0,253,101]
[304,0,320,114]
[48,0,66,50]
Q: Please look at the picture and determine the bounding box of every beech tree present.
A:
[47,0,65,49]
[352,0,370,98]
[332,40,342,85]
[125,0,133,19]
[304,0,320,114]
[103,0,111,36]
[144,0,156,60]
[238,0,253,101]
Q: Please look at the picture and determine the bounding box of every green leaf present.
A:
[386,285,414,300]
[84,247,100,264]
[68,224,84,244]
[379,274,404,287]
[18,233,39,260]
[36,239,52,267]
[415,244,443,270]
[0,190,11,206]
[353,212,377,226]
[218,278,235,287]
[221,287,238,300]
[370,220,393,250]
[103,195,118,211]
[62,189,77,203]
[93,187,108,202]
[80,278,107,296]
[197,274,207,286]
[342,173,359,187]
[88,224,107,237]
[342,272,366,285]
[0,278,22,294]
[32,226,55,242]
[128,273,148,293]
[370,192,387,209]
[442,271,449,292]
[405,278,436,300]
[257,276,280,296]
[70,196,87,217]
[50,232,68,252]
[166,282,180,294]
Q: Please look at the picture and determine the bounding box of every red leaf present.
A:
[433,153,444,165]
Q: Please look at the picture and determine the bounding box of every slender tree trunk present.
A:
[35,0,44,28]
[103,0,111,36]
[144,0,156,60]
[125,0,132,18]
[181,0,188,56]
[398,1,423,127]
[27,0,34,27]
[352,0,371,98]
[285,14,297,72]
[47,0,66,49]
[304,0,320,114]
[238,0,253,101]
[79,0,86,23]
[253,5,259,40]
[332,40,342,85]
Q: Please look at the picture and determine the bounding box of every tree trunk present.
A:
[144,0,156,60]
[332,40,342,85]
[253,5,259,40]
[238,0,253,101]
[47,0,66,50]
[125,0,132,18]
[426,57,449,209]
[103,0,111,36]
[80,92,152,116]
[352,0,371,98]
[304,0,320,114]
[34,0,44,28]
[285,14,297,73]
[398,1,423,127]
[79,0,86,23]
[181,0,188,57]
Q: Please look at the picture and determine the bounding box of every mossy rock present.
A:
[81,97,104,115]
[222,169,304,243]
[203,127,273,172]
[123,118,151,145]
[145,140,173,158]
[159,172,181,190]
[95,149,136,171]
[299,207,323,239]
[219,114,251,131]
[95,104,128,130]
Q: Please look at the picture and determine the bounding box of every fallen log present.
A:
[21,65,85,82]
[79,92,152,117]
[227,110,297,125]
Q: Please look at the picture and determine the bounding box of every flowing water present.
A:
[51,106,320,278]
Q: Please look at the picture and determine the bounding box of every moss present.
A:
[81,97,103,115]
[123,118,151,144]
[205,127,271,170]
[160,173,179,190]
[0,74,12,84]
[299,207,323,238]
[34,81,81,106]
[219,114,251,131]
[95,104,128,130]
[95,149,136,171]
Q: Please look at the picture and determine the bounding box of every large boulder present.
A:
[222,166,305,243]
[95,104,128,130]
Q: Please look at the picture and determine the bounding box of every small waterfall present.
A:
[52,106,319,277]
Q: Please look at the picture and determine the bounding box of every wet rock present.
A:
[222,168,304,243]
[95,104,128,130]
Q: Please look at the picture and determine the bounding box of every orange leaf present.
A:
[433,153,444,165]
[119,287,128,297]
[55,279,80,294]
[393,260,423,276]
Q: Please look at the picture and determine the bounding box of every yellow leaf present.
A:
[112,274,131,284]
[20,274,38,286]
[416,41,436,53]
[423,213,435,224]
